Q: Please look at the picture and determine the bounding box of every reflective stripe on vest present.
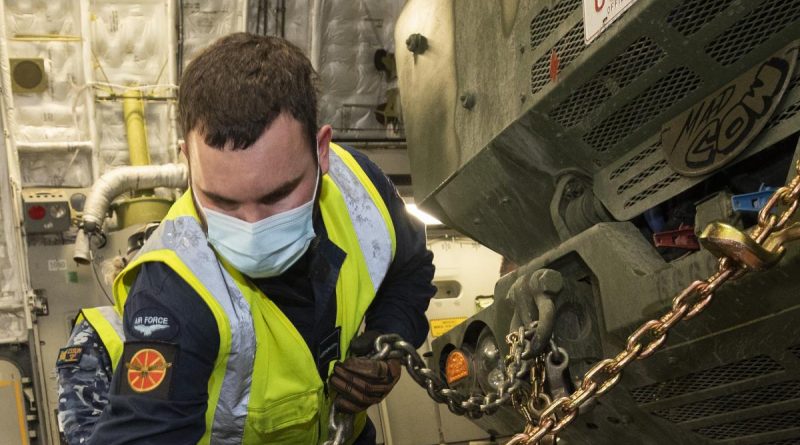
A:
[122,217,256,444]
[113,144,395,444]
[327,145,395,290]
[80,306,125,371]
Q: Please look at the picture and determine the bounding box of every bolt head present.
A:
[564,181,585,200]
[460,93,476,109]
[406,33,428,54]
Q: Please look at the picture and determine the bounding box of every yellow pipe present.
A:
[122,88,151,166]
[117,88,174,228]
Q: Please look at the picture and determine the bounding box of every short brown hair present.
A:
[179,33,319,151]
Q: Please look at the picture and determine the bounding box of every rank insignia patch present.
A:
[120,341,177,399]
[56,346,84,367]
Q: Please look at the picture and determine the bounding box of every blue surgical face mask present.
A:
[195,152,320,279]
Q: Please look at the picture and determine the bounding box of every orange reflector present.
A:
[445,350,470,384]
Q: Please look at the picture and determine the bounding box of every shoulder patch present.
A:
[119,341,177,399]
[128,307,179,341]
[56,346,84,368]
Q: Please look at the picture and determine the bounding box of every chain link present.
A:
[324,404,352,445]
[507,160,800,444]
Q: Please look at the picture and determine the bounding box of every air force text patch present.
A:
[129,307,179,340]
[120,341,176,399]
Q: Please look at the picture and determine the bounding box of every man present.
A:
[57,224,157,444]
[88,33,435,444]
[56,306,123,444]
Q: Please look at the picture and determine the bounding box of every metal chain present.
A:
[324,320,544,444]
[508,356,557,445]
[325,403,352,445]
[374,321,538,418]
[508,160,800,444]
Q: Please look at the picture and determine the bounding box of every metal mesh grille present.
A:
[706,0,800,66]
[609,141,661,181]
[530,21,585,96]
[766,102,800,131]
[667,0,736,36]
[788,59,800,92]
[631,355,784,403]
[790,344,800,360]
[549,79,612,129]
[653,380,800,423]
[617,160,668,194]
[550,37,665,128]
[762,53,800,131]
[530,0,581,51]
[623,173,681,208]
[583,67,702,153]
[695,410,800,440]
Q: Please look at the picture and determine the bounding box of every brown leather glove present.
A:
[330,357,402,414]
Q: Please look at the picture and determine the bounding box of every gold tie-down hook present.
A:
[699,221,800,270]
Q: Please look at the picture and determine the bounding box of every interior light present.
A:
[405,203,443,225]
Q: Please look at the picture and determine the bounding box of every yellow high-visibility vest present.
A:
[77,306,125,370]
[114,144,396,444]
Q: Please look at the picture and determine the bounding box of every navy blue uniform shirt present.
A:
[89,146,436,444]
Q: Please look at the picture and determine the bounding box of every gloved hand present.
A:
[330,331,402,414]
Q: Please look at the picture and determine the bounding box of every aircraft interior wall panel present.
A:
[5,0,89,189]
[0,17,26,344]
[89,0,171,86]
[0,242,25,341]
[96,101,171,170]
[19,150,93,187]
[0,213,26,345]
[182,0,247,70]
[0,310,25,344]
[27,244,121,443]
[316,0,405,139]
[8,41,89,144]
[5,1,89,146]
[281,0,310,52]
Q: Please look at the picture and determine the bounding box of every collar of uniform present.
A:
[310,232,344,380]
[310,215,345,300]
[309,216,347,379]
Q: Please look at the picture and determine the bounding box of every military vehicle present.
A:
[394,0,800,443]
